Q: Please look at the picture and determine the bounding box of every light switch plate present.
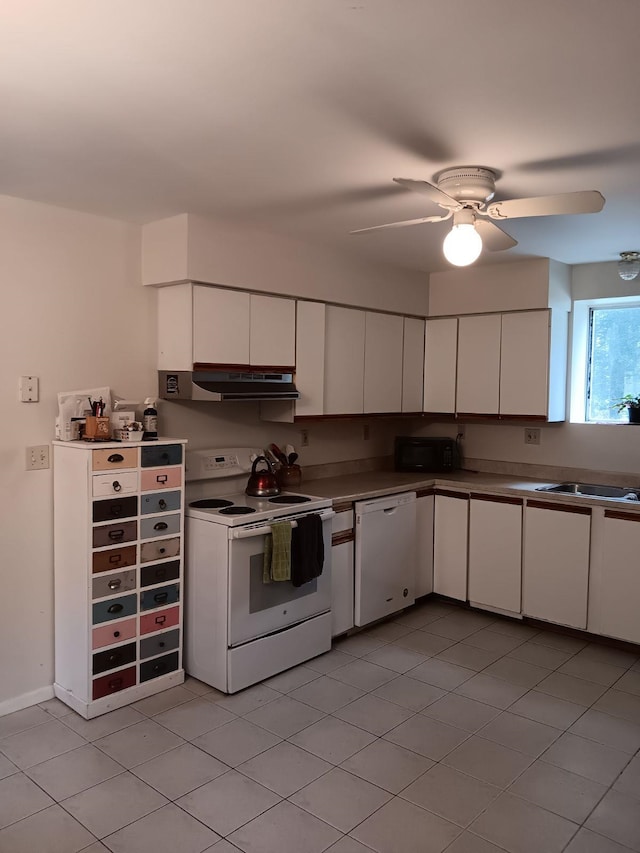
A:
[19,376,39,402]
[26,445,50,470]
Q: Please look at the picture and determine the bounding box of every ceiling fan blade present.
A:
[350,214,449,234]
[487,190,605,220]
[393,178,460,209]
[475,219,518,251]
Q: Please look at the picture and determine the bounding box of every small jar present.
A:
[276,464,302,489]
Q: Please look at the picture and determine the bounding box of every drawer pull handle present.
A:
[108,579,122,590]
[113,631,121,638]
[154,592,169,604]
[110,505,123,517]
[156,568,167,580]
[109,554,122,564]
[155,615,167,626]
[107,603,124,614]
[159,641,165,648]
[153,522,168,531]
[108,677,123,690]
[161,453,169,461]
[108,653,120,664]
[156,475,168,484]
[158,499,167,509]
[112,481,122,492]
[159,547,166,554]
[107,453,124,463]
[108,529,125,541]
[152,663,166,674]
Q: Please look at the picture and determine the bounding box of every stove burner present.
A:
[218,506,257,515]
[269,495,312,504]
[189,499,234,509]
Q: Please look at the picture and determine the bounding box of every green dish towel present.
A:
[263,521,292,583]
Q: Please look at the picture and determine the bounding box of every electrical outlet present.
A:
[456,424,465,439]
[524,428,541,445]
[363,424,370,440]
[26,444,50,470]
[19,375,39,402]
[300,429,309,447]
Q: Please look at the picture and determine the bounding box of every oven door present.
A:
[227,511,333,647]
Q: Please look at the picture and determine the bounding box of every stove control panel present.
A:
[186,447,264,481]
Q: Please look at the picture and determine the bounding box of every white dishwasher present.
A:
[354,491,417,626]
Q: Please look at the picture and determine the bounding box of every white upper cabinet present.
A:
[193,287,251,365]
[402,317,425,412]
[456,314,501,415]
[424,318,458,413]
[324,306,365,415]
[364,312,404,413]
[249,294,296,367]
[500,310,550,417]
[294,301,326,418]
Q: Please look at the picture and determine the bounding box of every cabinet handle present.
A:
[107,603,124,614]
[107,653,120,664]
[152,662,166,674]
[108,677,123,690]
[107,453,124,463]
[153,592,169,604]
[156,474,168,484]
[155,615,167,626]
[112,481,122,492]
[108,529,125,541]
[158,547,166,554]
[108,554,122,565]
[155,568,167,580]
[158,641,165,648]
[108,579,122,590]
[113,631,121,638]
[110,505,123,517]
[158,499,167,509]
[153,522,168,531]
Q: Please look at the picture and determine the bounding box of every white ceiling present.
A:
[2,0,640,274]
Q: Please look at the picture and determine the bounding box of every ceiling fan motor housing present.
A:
[435,166,497,205]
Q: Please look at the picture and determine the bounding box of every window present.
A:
[570,296,640,423]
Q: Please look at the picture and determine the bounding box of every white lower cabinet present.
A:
[415,492,434,598]
[523,501,591,629]
[433,491,468,601]
[468,495,522,615]
[588,509,640,644]
[331,505,354,637]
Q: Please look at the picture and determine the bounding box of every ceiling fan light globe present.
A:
[443,223,483,266]
[618,252,640,281]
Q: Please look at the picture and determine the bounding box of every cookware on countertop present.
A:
[245,456,281,497]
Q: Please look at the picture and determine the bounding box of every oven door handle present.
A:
[229,511,335,540]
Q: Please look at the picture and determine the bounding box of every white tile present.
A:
[478,712,561,756]
[0,754,19,781]
[0,804,95,853]
[334,694,414,735]
[594,688,640,724]
[615,669,640,697]
[244,696,325,737]
[363,644,428,673]
[37,697,73,719]
[509,759,607,823]
[290,676,365,712]
[482,657,551,688]
[528,631,585,652]
[469,792,578,853]
[487,621,539,641]
[435,644,503,672]
[25,744,124,800]
[61,706,145,741]
[558,656,627,688]
[262,665,318,693]
[508,690,586,730]
[541,732,631,786]
[585,789,640,852]
[364,620,413,642]
[400,763,500,827]
[613,753,640,798]
[383,714,469,760]
[454,673,529,710]
[340,739,433,794]
[393,630,455,656]
[577,643,638,670]
[291,768,391,832]
[507,642,573,670]
[0,718,86,769]
[463,629,527,655]
[211,684,281,716]
[330,659,396,691]
[424,615,491,641]
[372,675,446,711]
[326,838,376,853]
[177,770,281,837]
[569,708,640,753]
[192,719,281,767]
[132,743,229,799]
[102,802,220,853]
[238,741,331,797]
[0,706,52,738]
[352,796,461,853]
[421,693,500,733]
[407,659,476,691]
[183,677,220,696]
[443,736,533,788]
[228,800,341,853]
[62,773,168,838]
[444,833,513,853]
[94,719,184,768]
[289,717,376,764]
[305,649,355,674]
[153,698,235,739]
[131,685,195,717]
[335,634,386,657]
[564,827,638,853]
[393,607,448,629]
[0,773,54,829]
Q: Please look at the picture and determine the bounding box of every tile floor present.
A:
[2,600,640,853]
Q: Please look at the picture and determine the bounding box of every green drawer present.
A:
[93,593,137,625]
[140,490,181,515]
[141,444,183,468]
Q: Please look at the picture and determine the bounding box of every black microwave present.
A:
[394,436,458,473]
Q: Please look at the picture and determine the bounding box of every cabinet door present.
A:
[364,312,404,413]
[193,287,250,365]
[523,503,590,629]
[424,318,457,413]
[433,493,468,601]
[500,310,550,417]
[331,540,354,637]
[295,301,326,417]
[324,306,365,415]
[592,513,640,644]
[468,496,522,614]
[402,317,425,412]
[249,294,295,367]
[415,494,434,598]
[456,314,501,415]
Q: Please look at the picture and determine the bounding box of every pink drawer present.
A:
[92,618,137,650]
[141,467,182,492]
[140,605,180,635]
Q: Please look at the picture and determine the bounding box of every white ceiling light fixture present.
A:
[442,209,483,266]
[618,251,640,281]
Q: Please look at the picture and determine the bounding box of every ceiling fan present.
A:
[351,166,605,266]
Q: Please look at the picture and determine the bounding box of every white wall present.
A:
[0,195,153,713]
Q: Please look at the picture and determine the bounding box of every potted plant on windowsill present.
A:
[612,395,640,424]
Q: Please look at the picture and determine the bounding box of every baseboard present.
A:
[0,685,54,717]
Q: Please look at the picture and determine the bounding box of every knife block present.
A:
[276,464,302,489]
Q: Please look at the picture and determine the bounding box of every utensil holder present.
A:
[84,416,111,440]
[276,464,302,489]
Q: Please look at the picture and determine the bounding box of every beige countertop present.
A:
[304,468,640,512]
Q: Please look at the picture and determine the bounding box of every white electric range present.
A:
[184,448,334,693]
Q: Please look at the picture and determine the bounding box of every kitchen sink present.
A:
[535,482,640,501]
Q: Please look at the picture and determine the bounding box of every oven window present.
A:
[249,554,317,613]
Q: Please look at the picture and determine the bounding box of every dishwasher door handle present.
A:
[383,507,398,515]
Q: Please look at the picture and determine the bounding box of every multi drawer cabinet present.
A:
[53,438,187,718]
